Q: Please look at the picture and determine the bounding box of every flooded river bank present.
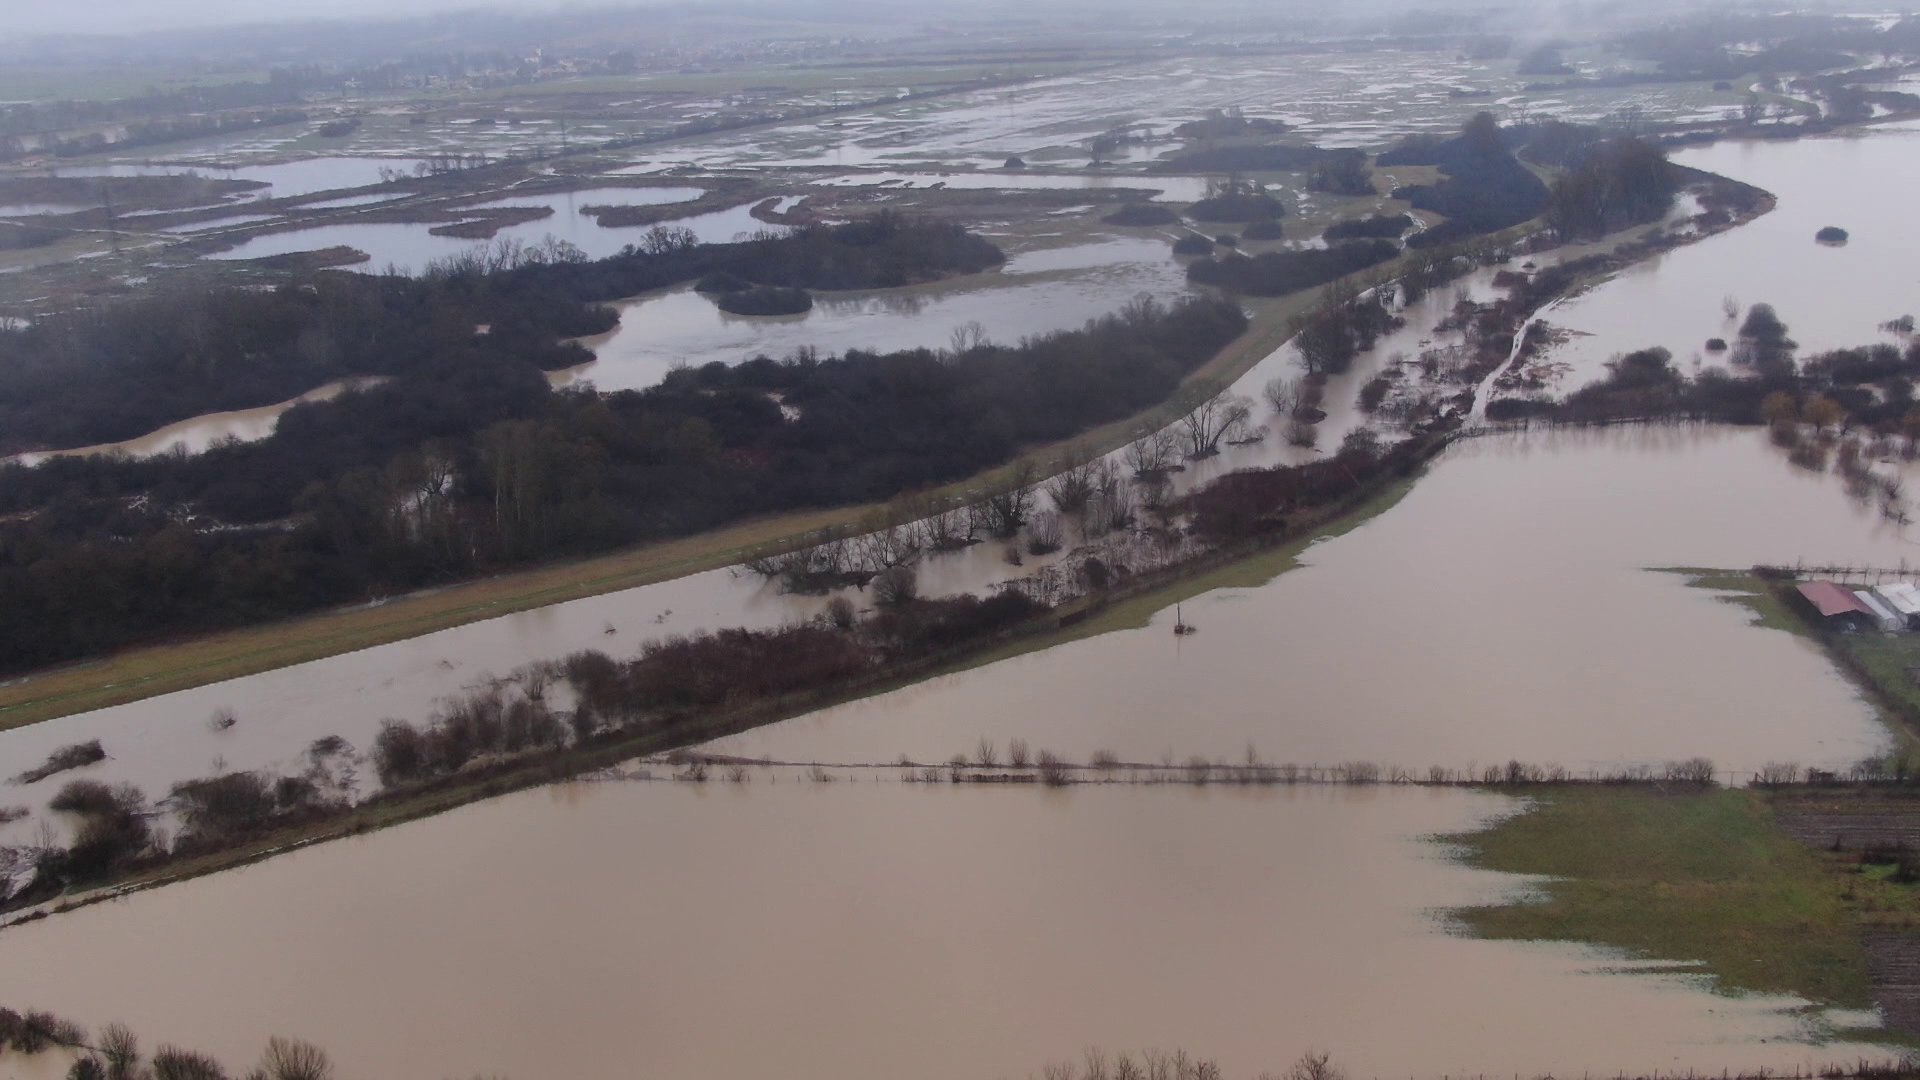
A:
[1530,120,1920,394]
[0,781,1888,1080]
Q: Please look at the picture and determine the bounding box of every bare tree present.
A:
[1027,511,1064,555]
[1124,430,1180,476]
[975,738,999,768]
[1180,392,1254,458]
[1262,376,1300,419]
[872,565,919,606]
[982,463,1038,537]
[1046,460,1103,515]
[259,1038,332,1080]
[1008,738,1031,768]
[948,320,989,355]
[853,524,920,572]
[920,506,975,551]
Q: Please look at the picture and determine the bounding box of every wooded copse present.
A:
[0,292,1246,676]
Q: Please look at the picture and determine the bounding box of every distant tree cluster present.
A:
[1385,114,1550,246]
[1546,136,1679,239]
[1323,213,1414,242]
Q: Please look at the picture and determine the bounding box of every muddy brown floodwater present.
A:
[0,781,1890,1080]
[707,425,1900,775]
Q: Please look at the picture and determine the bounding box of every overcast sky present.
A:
[10,0,596,38]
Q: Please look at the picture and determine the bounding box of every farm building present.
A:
[1875,582,1920,629]
[1795,580,1874,629]
[1855,590,1905,633]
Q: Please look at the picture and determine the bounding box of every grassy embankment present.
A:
[1450,786,1901,1013]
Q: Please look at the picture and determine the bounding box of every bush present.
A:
[1241,220,1285,240]
[693,270,751,293]
[1188,191,1286,223]
[13,739,106,785]
[1101,203,1179,227]
[1323,213,1413,242]
[1817,226,1850,243]
[1171,233,1215,256]
[713,286,812,316]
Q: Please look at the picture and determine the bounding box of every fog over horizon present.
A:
[3,0,1624,46]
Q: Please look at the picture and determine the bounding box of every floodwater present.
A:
[0,781,1889,1080]
[1533,121,1920,394]
[1,423,1907,848]
[630,52,1745,173]
[707,426,1897,776]
[47,158,430,202]
[556,235,1193,391]
[205,186,708,274]
[3,379,382,465]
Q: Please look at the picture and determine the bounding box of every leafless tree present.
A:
[1286,419,1319,448]
[1027,511,1064,555]
[100,1023,140,1080]
[1180,392,1254,458]
[259,1038,332,1080]
[873,565,919,606]
[1124,430,1179,476]
[1280,1051,1347,1080]
[920,506,975,551]
[1037,750,1072,786]
[982,463,1038,537]
[948,320,990,355]
[1262,375,1300,418]
[153,1046,229,1080]
[853,524,920,572]
[1008,739,1031,768]
[1046,460,1103,515]
[975,739,999,768]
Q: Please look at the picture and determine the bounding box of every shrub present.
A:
[693,270,751,293]
[1323,213,1413,242]
[713,285,812,316]
[1171,233,1215,256]
[371,719,430,787]
[48,779,117,816]
[1037,750,1071,786]
[13,740,106,785]
[1101,203,1179,227]
[1816,226,1850,243]
[1241,220,1285,240]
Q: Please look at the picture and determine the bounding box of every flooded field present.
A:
[625,52,1747,172]
[0,781,1889,1080]
[205,185,708,273]
[1528,121,1920,394]
[705,426,1899,775]
[557,235,1193,391]
[1,423,1907,849]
